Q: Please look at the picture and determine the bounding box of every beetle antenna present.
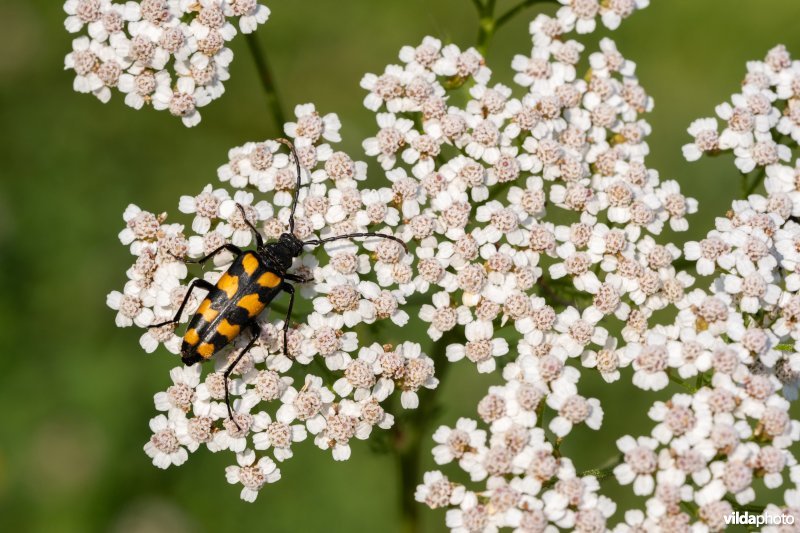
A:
[304,232,408,253]
[235,203,263,249]
[275,138,302,235]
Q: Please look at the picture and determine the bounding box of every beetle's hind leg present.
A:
[149,278,214,328]
[223,322,262,431]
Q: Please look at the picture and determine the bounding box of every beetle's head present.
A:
[278,232,305,257]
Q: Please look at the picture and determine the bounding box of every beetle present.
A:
[149,138,407,428]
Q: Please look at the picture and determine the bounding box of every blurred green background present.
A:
[2,0,800,531]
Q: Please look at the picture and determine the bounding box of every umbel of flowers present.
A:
[63,0,271,126]
[410,17,800,533]
[108,103,450,500]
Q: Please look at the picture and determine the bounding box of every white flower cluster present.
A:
[414,38,800,532]
[107,104,447,501]
[608,387,799,532]
[360,8,694,381]
[683,44,798,173]
[416,387,613,532]
[63,0,270,126]
[357,3,773,529]
[555,0,649,34]
[607,45,800,531]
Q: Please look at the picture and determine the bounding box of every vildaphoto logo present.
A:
[724,512,795,527]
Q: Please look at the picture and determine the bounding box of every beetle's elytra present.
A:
[149,138,407,428]
[181,251,284,365]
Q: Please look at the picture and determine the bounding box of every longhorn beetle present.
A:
[149,139,407,429]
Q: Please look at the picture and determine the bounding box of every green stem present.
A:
[680,500,700,518]
[579,453,624,480]
[245,32,286,133]
[312,355,337,384]
[496,0,555,29]
[475,0,497,56]
[535,400,546,429]
[393,329,463,533]
[397,433,422,533]
[536,278,576,309]
[542,455,623,491]
[668,370,698,393]
[489,178,516,203]
[578,466,615,481]
[723,495,766,515]
[743,167,767,197]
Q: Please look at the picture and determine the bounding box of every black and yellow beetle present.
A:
[149,139,406,427]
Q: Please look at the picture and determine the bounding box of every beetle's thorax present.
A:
[260,233,304,271]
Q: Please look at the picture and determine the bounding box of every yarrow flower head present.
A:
[108,106,446,500]
[404,11,800,533]
[598,43,800,529]
[63,0,271,126]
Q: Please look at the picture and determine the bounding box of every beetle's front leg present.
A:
[284,273,313,283]
[183,243,242,265]
[235,204,264,249]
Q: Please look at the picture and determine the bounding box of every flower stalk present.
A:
[245,32,286,134]
[473,0,497,56]
[578,454,624,481]
[392,329,463,533]
[496,0,555,29]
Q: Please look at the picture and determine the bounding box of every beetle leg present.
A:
[284,273,313,283]
[280,282,297,356]
[223,322,262,431]
[183,243,242,265]
[148,278,214,328]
